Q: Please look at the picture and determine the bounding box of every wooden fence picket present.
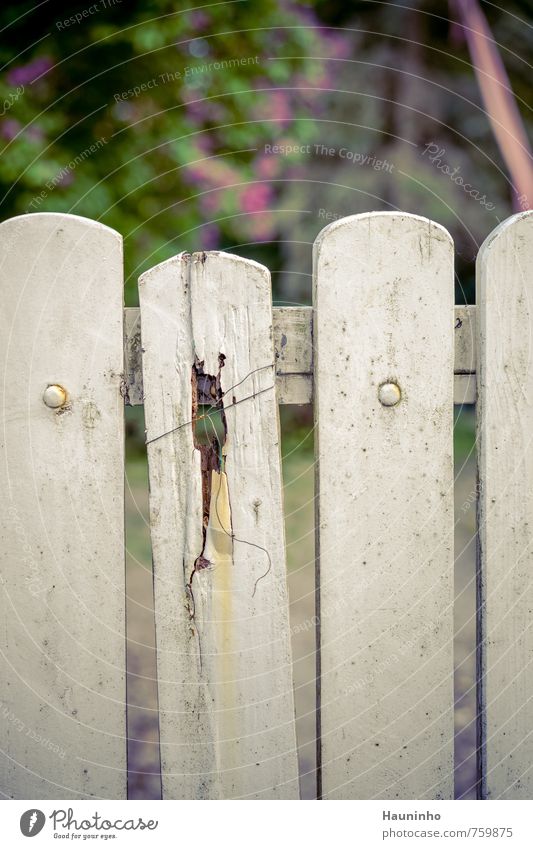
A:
[314,212,455,799]
[0,213,126,799]
[139,251,299,799]
[476,210,533,799]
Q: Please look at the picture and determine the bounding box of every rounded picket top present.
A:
[138,250,191,290]
[477,208,533,279]
[313,210,453,271]
[139,250,270,288]
[0,210,122,245]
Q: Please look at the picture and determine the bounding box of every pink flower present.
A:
[244,212,276,242]
[1,119,20,140]
[256,155,281,179]
[190,11,210,30]
[324,33,351,60]
[185,99,225,123]
[200,193,222,214]
[185,158,241,190]
[195,134,214,153]
[269,91,292,128]
[7,56,53,87]
[26,125,45,142]
[240,183,273,213]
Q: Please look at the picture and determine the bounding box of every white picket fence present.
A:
[1,209,532,800]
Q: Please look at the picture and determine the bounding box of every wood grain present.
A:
[124,305,476,406]
[0,213,126,799]
[314,212,455,799]
[139,251,299,799]
[477,210,533,799]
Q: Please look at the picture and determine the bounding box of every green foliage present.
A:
[0,0,530,307]
[0,0,337,301]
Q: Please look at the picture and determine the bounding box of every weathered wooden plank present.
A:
[455,373,476,405]
[273,306,313,376]
[455,305,476,375]
[124,305,476,406]
[276,373,312,404]
[124,306,143,405]
[0,213,126,799]
[314,212,455,799]
[477,210,533,799]
[139,251,299,799]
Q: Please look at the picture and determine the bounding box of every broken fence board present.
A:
[477,210,533,799]
[0,213,126,799]
[314,212,455,799]
[139,250,299,799]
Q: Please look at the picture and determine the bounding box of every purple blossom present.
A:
[1,119,21,140]
[26,125,45,143]
[240,183,273,213]
[202,223,220,249]
[190,11,211,30]
[7,56,53,87]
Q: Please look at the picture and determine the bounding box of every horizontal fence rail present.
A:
[124,305,477,407]
[1,209,533,801]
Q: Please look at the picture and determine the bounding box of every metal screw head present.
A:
[43,384,67,408]
[378,382,401,407]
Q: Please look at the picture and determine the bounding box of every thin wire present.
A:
[145,382,276,445]
[149,361,276,598]
[221,363,275,398]
[212,465,272,598]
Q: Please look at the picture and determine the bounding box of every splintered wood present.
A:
[139,251,299,799]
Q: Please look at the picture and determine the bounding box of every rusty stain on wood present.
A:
[189,354,233,592]
[191,358,225,551]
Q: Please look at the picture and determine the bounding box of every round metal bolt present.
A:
[378,382,401,407]
[43,384,67,409]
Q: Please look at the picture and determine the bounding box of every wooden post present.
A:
[477,210,533,799]
[314,212,455,799]
[139,251,299,799]
[0,213,126,799]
